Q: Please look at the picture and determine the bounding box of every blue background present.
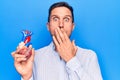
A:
[0,0,120,80]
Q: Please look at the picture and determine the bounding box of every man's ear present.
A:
[47,22,50,31]
[72,23,75,31]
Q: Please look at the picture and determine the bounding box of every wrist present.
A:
[65,54,75,62]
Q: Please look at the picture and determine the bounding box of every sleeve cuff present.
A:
[66,56,81,71]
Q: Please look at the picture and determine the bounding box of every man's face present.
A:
[47,7,74,37]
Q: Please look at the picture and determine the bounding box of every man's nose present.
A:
[59,20,64,28]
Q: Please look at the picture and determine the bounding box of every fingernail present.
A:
[19,42,24,45]
[29,45,32,48]
[19,45,24,49]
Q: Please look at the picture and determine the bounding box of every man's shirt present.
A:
[23,42,103,80]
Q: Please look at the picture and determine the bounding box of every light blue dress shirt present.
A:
[22,42,103,80]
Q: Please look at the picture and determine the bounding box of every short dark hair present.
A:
[48,2,74,23]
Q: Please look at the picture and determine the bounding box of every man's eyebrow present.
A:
[50,15,72,18]
[50,15,58,18]
[64,15,72,18]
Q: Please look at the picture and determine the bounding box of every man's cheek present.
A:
[66,31,70,37]
[50,29,55,36]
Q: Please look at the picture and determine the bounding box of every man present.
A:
[12,2,103,80]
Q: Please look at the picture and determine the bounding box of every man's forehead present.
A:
[50,15,72,18]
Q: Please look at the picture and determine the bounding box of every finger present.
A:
[31,48,35,58]
[15,57,27,62]
[28,48,35,62]
[17,42,25,49]
[56,27,66,42]
[19,41,25,46]
[11,51,16,57]
[25,45,32,57]
[61,28,70,42]
[16,46,27,53]
[14,54,26,63]
[55,28,62,44]
[28,45,32,48]
[12,52,26,58]
[52,35,59,47]
[16,48,27,56]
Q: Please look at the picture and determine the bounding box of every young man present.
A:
[12,2,103,80]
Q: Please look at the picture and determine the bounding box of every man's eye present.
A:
[64,18,69,22]
[53,17,59,21]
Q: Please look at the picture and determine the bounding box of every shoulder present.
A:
[75,46,99,66]
[76,46,98,60]
[35,45,50,54]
